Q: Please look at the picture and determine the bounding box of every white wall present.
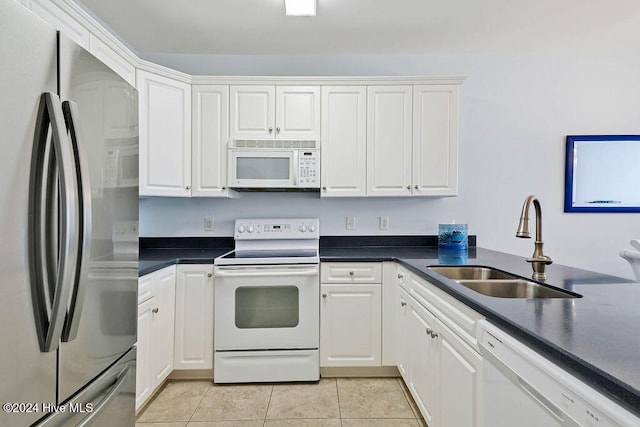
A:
[140,51,640,280]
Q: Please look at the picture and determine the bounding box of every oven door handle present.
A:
[214,267,319,278]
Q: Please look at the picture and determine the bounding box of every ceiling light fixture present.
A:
[284,0,316,16]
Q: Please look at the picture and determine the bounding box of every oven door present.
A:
[228,149,298,188]
[214,265,319,350]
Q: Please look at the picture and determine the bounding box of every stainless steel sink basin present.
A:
[428,266,580,299]
[429,266,518,280]
[457,279,579,299]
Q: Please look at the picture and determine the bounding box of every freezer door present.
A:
[37,346,136,427]
[57,35,139,403]
[0,1,58,426]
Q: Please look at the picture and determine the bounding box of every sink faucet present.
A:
[516,195,553,280]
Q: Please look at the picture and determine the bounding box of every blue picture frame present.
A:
[564,135,640,213]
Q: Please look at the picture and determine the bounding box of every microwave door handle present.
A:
[61,100,92,342]
[292,150,299,186]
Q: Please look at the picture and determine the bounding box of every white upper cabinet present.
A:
[191,85,231,197]
[412,85,459,196]
[320,86,367,197]
[138,70,192,197]
[276,86,321,140]
[230,85,320,140]
[366,86,413,197]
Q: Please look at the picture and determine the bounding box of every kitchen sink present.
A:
[428,266,517,280]
[457,279,579,299]
[428,266,580,299]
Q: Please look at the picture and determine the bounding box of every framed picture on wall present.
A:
[564,135,640,212]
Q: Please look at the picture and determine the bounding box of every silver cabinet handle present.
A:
[207,273,213,278]
[322,294,327,299]
[276,127,281,133]
[152,307,159,314]
[414,185,419,190]
[349,271,355,276]
[397,273,404,279]
[431,331,438,338]
[322,186,327,191]
[426,328,433,335]
[185,185,191,190]
[268,127,273,133]
[400,301,406,307]
[406,185,410,190]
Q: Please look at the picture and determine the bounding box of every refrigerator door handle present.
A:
[28,92,80,352]
[75,366,130,427]
[61,100,92,342]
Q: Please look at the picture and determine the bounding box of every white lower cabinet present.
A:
[395,267,483,427]
[320,263,382,367]
[174,265,214,370]
[136,265,176,411]
[320,283,381,367]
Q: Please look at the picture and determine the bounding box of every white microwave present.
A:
[103,145,138,188]
[228,141,320,189]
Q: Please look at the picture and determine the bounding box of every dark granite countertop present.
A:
[138,238,640,417]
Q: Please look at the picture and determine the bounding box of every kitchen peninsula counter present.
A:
[139,236,640,417]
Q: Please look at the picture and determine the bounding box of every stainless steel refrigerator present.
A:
[1,0,138,425]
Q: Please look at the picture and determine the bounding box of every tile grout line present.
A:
[188,380,213,424]
[334,378,343,425]
[263,384,275,425]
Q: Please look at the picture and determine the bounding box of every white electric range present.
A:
[213,218,320,383]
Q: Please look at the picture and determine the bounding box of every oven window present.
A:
[235,286,299,328]
[236,157,290,180]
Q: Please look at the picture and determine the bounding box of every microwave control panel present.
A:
[298,150,320,188]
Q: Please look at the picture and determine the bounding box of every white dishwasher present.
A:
[478,320,640,427]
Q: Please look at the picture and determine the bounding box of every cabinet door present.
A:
[320,86,366,197]
[406,298,437,426]
[191,85,230,197]
[366,86,413,196]
[153,266,176,384]
[436,318,482,427]
[412,85,459,196]
[320,283,381,367]
[230,85,275,139]
[275,86,320,140]
[174,265,214,370]
[136,294,155,411]
[138,70,191,196]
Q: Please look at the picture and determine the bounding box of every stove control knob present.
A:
[299,225,307,232]
[248,226,255,233]
[309,225,316,232]
[238,226,246,233]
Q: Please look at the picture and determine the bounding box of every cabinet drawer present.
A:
[406,271,484,349]
[138,274,154,304]
[321,262,382,283]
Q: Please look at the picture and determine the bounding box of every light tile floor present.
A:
[136,378,427,427]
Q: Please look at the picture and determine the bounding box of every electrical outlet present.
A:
[346,216,356,230]
[379,216,389,230]
[204,217,214,231]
